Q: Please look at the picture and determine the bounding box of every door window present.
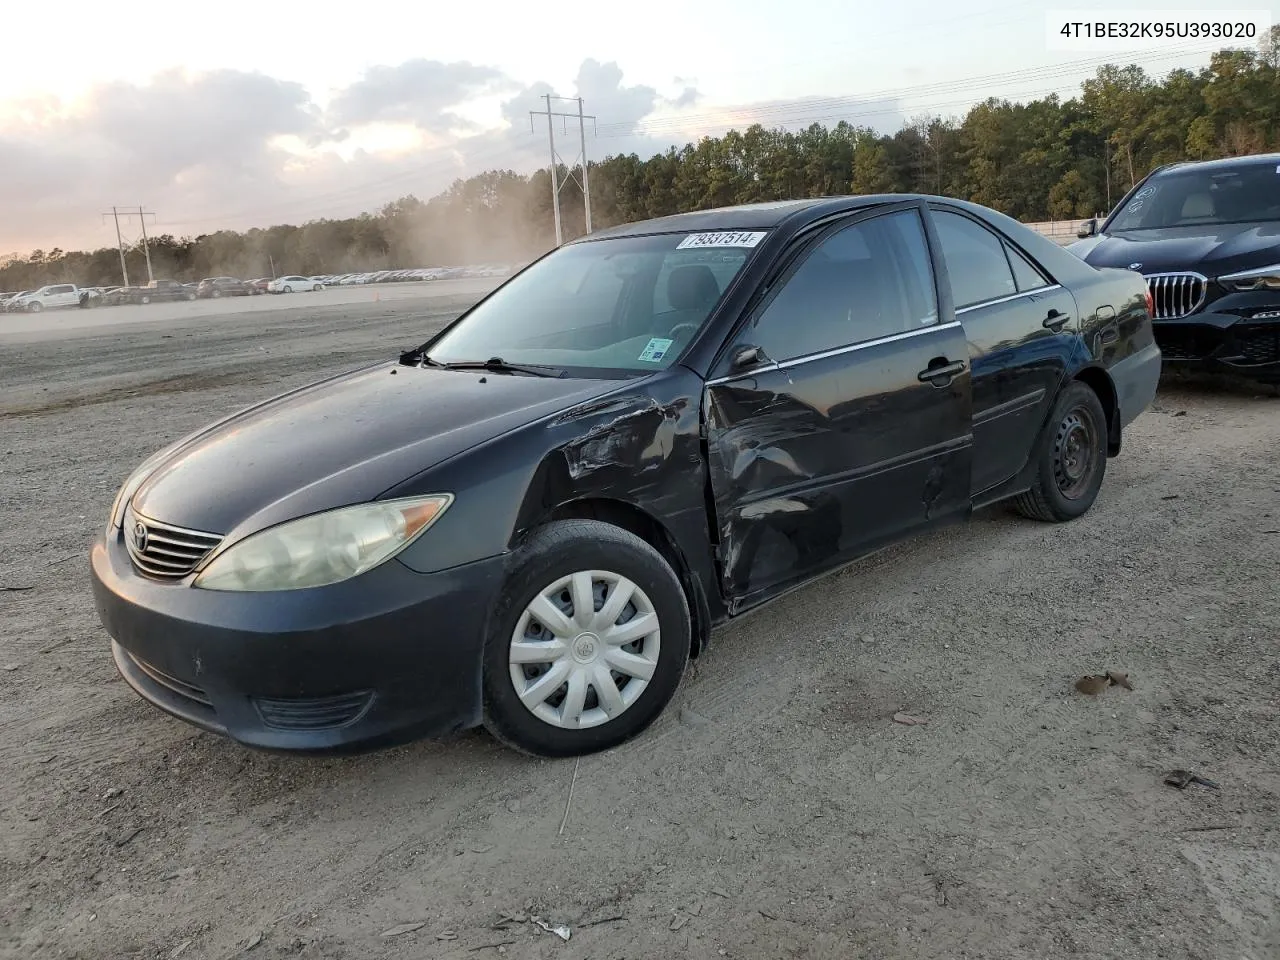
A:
[749,209,939,363]
[931,210,1018,309]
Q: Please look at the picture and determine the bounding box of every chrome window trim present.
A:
[954,284,1063,315]
[706,320,963,386]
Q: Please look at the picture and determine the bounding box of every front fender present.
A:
[386,372,719,599]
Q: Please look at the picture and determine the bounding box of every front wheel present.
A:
[283,285,293,293]
[185,292,195,301]
[482,520,691,757]
[1012,380,1108,522]
[26,301,42,313]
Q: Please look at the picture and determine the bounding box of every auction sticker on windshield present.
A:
[676,231,767,250]
[638,337,674,362]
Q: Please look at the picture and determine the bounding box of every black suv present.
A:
[1070,153,1280,385]
[197,277,253,299]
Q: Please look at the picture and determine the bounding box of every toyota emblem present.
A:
[132,521,149,553]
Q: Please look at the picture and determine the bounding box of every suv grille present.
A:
[124,507,223,581]
[1145,272,1208,320]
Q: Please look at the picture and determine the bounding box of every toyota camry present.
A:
[91,195,1161,758]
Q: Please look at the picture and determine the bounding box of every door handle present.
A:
[1043,309,1070,332]
[917,358,966,386]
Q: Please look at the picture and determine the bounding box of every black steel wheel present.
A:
[1012,380,1109,523]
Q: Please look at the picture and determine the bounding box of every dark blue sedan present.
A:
[91,195,1162,757]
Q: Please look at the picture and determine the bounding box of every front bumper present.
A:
[1153,311,1280,383]
[90,529,506,754]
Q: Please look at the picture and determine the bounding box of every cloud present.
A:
[0,57,904,254]
[326,59,510,131]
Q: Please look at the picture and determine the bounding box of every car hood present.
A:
[1069,222,1280,277]
[131,361,618,537]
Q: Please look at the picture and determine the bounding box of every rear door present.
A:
[52,285,77,307]
[927,205,1077,497]
[703,202,974,609]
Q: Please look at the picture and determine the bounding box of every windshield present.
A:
[424,231,763,376]
[1108,161,1280,232]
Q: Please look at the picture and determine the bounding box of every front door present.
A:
[927,205,1077,496]
[703,203,974,612]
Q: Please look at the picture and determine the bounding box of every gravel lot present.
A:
[1,286,1278,960]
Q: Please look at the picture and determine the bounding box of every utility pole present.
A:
[101,206,157,286]
[102,206,129,287]
[529,95,596,246]
[137,206,156,283]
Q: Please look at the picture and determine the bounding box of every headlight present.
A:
[191,494,453,592]
[1218,264,1280,292]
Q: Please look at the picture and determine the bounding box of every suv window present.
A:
[931,210,1017,309]
[749,209,938,363]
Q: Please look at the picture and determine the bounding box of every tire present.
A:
[212,290,221,298]
[312,284,322,292]
[186,292,195,301]
[283,285,293,294]
[140,295,151,305]
[481,519,691,758]
[1012,380,1109,522]
[26,301,42,313]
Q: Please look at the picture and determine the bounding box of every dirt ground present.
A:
[1,292,1278,960]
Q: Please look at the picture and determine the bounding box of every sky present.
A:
[1,0,1273,256]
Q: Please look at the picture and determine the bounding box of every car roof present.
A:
[1152,152,1280,176]
[577,194,1013,242]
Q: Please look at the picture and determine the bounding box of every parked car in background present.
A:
[128,279,198,304]
[246,278,272,295]
[1,290,32,312]
[11,284,84,312]
[1071,152,1280,384]
[92,194,1160,759]
[197,277,253,298]
[268,275,324,293]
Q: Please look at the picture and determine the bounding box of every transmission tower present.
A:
[101,206,157,286]
[530,95,596,246]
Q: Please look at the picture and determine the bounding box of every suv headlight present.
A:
[192,494,453,592]
[1218,264,1280,292]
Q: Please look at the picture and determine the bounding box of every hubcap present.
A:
[508,570,661,730]
[1053,408,1098,499]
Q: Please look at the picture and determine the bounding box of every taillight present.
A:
[1144,287,1154,317]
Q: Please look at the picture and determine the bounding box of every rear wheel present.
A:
[482,520,691,757]
[1012,380,1108,522]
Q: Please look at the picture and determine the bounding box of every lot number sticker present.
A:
[638,337,674,362]
[676,231,767,250]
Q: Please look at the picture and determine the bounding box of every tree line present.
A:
[3,35,1278,293]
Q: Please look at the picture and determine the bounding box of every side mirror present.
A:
[1076,218,1097,239]
[731,344,767,370]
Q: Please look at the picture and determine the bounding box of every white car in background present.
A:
[267,276,324,294]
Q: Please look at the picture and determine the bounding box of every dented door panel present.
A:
[705,323,973,610]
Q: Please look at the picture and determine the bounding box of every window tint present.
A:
[1005,243,1050,292]
[932,210,1017,308]
[749,209,938,363]
[1109,161,1280,231]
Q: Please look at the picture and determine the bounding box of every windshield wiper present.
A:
[438,356,568,378]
